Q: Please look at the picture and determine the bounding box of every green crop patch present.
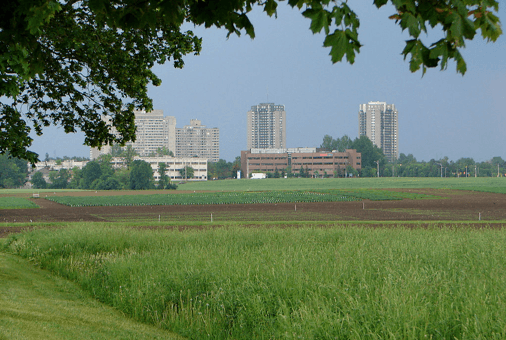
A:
[0,197,39,209]
[46,189,440,207]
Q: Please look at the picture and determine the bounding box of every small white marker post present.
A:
[479,212,481,221]
[159,215,161,222]
[363,202,365,209]
[211,213,213,222]
[295,204,296,211]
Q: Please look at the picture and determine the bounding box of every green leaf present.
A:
[373,0,388,9]
[302,7,330,34]
[324,30,348,63]
[448,13,463,39]
[480,12,503,42]
[400,12,420,38]
[401,39,417,58]
[263,0,278,17]
[454,50,467,75]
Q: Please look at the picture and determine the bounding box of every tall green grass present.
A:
[4,224,506,339]
[0,252,183,339]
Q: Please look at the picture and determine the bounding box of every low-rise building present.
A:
[111,156,208,181]
[241,148,361,178]
[33,159,88,172]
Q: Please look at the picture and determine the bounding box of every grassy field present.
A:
[3,223,506,339]
[0,247,184,339]
[0,189,88,195]
[179,177,506,193]
[0,197,39,209]
[46,189,438,207]
[1,178,505,199]
[1,178,505,338]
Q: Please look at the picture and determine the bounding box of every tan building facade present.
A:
[247,103,286,149]
[359,101,398,162]
[241,148,361,178]
[128,110,176,157]
[175,119,219,162]
[90,110,177,159]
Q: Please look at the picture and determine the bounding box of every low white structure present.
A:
[33,160,88,171]
[111,156,208,181]
[251,173,267,179]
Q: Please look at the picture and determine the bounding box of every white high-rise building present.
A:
[127,110,176,157]
[247,103,286,149]
[175,119,220,162]
[90,110,176,159]
[359,102,398,162]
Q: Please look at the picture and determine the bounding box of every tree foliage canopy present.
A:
[1,0,502,162]
[0,153,28,188]
[129,160,154,189]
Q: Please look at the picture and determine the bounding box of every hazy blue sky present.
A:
[29,3,505,162]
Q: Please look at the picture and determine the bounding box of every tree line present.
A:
[1,139,504,189]
[30,155,183,190]
[1,152,243,189]
[321,134,506,178]
[30,155,244,190]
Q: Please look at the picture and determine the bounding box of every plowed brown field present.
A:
[1,189,505,238]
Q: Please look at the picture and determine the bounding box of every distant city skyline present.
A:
[90,111,219,162]
[26,3,506,163]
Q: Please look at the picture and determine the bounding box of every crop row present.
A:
[47,191,361,207]
[317,189,440,201]
[0,197,39,209]
[46,189,437,207]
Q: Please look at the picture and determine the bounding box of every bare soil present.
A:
[1,189,505,238]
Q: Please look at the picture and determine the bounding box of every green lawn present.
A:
[0,189,88,194]
[0,197,39,209]
[46,189,438,207]
[180,177,506,193]
[0,250,183,340]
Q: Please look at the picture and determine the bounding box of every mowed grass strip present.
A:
[179,177,506,193]
[4,224,506,339]
[46,189,438,207]
[0,197,39,209]
[0,251,183,340]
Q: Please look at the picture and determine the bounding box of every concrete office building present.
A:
[128,110,176,157]
[109,156,208,181]
[359,101,398,162]
[241,148,361,178]
[175,119,220,162]
[90,110,176,159]
[247,103,286,149]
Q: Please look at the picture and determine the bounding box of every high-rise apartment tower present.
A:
[127,110,176,157]
[90,110,176,159]
[358,102,398,162]
[247,103,286,149]
[175,119,220,162]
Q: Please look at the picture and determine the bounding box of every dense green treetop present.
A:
[129,160,154,189]
[1,0,201,163]
[0,153,28,188]
[30,170,47,189]
[1,0,502,163]
[179,165,195,180]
